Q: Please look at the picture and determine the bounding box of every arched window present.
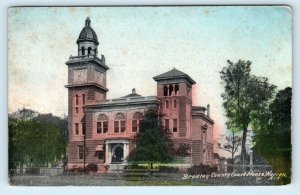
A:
[175,84,179,95]
[81,47,85,55]
[82,94,85,105]
[163,86,168,96]
[132,112,144,132]
[114,113,126,133]
[97,114,108,134]
[169,85,173,96]
[88,47,92,55]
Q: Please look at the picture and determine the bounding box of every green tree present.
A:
[220,60,276,164]
[8,108,68,173]
[127,109,173,168]
[254,87,292,184]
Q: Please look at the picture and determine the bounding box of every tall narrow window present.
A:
[173,99,177,109]
[97,122,102,133]
[88,47,92,55]
[121,121,126,132]
[114,121,119,133]
[103,121,108,133]
[175,84,179,95]
[97,114,108,134]
[166,100,169,109]
[165,119,169,130]
[82,123,85,135]
[132,120,138,132]
[132,112,143,132]
[169,85,173,96]
[75,107,79,114]
[75,123,79,135]
[173,119,177,132]
[78,145,84,159]
[81,47,85,55]
[114,113,126,133]
[75,94,79,105]
[82,94,85,105]
[163,86,168,96]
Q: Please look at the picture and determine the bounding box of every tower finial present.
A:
[85,17,91,27]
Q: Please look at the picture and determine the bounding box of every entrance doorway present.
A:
[112,145,124,163]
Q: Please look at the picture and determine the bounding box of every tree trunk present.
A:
[241,128,247,165]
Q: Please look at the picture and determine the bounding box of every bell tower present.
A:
[65,17,109,144]
[153,68,196,146]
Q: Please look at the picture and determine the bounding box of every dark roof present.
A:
[122,88,142,98]
[122,93,142,98]
[77,17,99,45]
[153,68,196,84]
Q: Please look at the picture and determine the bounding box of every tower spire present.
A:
[85,17,91,27]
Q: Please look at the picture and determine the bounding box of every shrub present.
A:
[188,164,218,175]
[25,168,40,175]
[124,164,148,170]
[158,166,179,173]
[77,167,85,173]
[85,163,98,173]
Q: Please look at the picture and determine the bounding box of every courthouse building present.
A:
[66,18,214,170]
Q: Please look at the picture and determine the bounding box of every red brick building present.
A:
[66,18,214,170]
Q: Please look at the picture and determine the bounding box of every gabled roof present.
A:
[153,68,196,84]
[122,93,142,98]
[121,88,142,98]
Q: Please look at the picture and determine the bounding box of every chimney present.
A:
[132,88,136,94]
[101,54,105,63]
[207,104,210,117]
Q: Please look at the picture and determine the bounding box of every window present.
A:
[163,86,168,96]
[97,114,108,134]
[75,123,79,135]
[121,121,126,132]
[75,107,79,114]
[75,94,79,105]
[166,100,169,109]
[114,113,126,133]
[165,119,169,130]
[132,120,138,132]
[175,84,179,95]
[82,94,85,105]
[103,121,108,133]
[81,47,85,55]
[98,151,104,159]
[82,123,85,135]
[173,99,177,109]
[97,122,102,133]
[114,121,119,133]
[88,47,92,55]
[78,145,84,159]
[169,85,173,96]
[132,112,143,132]
[173,119,177,132]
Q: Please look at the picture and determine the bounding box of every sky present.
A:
[8,6,292,140]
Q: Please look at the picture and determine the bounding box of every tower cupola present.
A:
[77,17,99,56]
